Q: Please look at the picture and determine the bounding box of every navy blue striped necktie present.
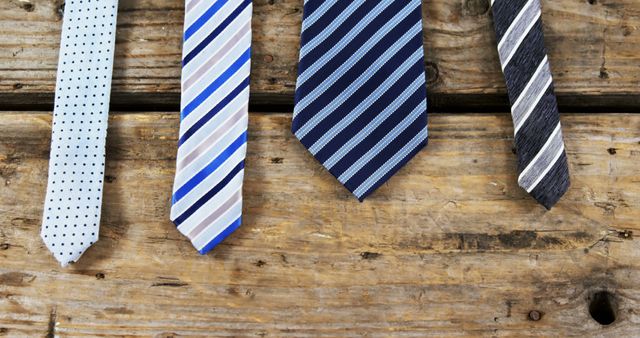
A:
[292,0,429,201]
[491,0,570,209]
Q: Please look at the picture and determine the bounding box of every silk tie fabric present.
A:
[41,0,119,266]
[170,0,252,254]
[491,0,570,209]
[293,0,429,201]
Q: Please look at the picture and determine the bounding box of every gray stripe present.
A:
[498,0,540,65]
[177,104,247,171]
[183,21,251,91]
[188,189,242,239]
[186,0,202,13]
[518,123,563,191]
[512,58,551,129]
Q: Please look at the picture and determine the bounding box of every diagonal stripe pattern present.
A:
[171,0,252,254]
[491,0,570,209]
[292,0,429,201]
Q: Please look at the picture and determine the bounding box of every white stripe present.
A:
[181,31,251,106]
[192,193,244,250]
[174,114,247,189]
[171,145,246,222]
[501,10,541,69]
[517,122,561,186]
[511,56,548,111]
[513,76,552,134]
[179,63,250,135]
[525,143,564,193]
[182,2,249,69]
[498,0,534,50]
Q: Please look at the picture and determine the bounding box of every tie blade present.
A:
[293,0,429,200]
[492,0,571,208]
[522,150,570,210]
[41,229,98,267]
[173,0,251,253]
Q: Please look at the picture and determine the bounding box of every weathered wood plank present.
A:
[0,112,638,336]
[1,0,639,108]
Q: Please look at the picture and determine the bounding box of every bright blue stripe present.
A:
[184,0,230,41]
[172,131,247,204]
[198,216,242,254]
[181,47,251,119]
[173,160,245,226]
[183,0,251,66]
[179,77,249,146]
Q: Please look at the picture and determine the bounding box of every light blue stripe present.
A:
[198,216,242,254]
[184,0,230,41]
[353,127,428,198]
[295,0,397,89]
[295,46,424,141]
[182,47,251,119]
[296,20,422,127]
[323,75,426,169]
[172,131,247,204]
[299,0,365,58]
[338,99,427,184]
[300,0,339,33]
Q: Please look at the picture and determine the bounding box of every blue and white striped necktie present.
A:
[171,0,252,254]
[293,0,429,201]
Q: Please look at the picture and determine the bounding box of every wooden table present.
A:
[1,1,639,336]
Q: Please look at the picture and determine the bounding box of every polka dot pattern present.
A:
[42,0,119,267]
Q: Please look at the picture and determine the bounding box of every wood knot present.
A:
[360,252,381,260]
[528,310,543,321]
[463,0,490,16]
[589,291,617,325]
[425,61,440,86]
[95,272,105,280]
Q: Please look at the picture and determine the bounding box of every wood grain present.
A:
[0,0,639,108]
[0,112,638,336]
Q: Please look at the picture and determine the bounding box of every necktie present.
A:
[41,0,119,266]
[170,0,252,254]
[293,0,429,201]
[491,0,570,209]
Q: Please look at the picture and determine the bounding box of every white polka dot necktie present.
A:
[170,0,251,254]
[41,0,119,266]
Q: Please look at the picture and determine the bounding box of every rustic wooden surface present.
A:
[0,112,639,336]
[0,0,639,108]
[1,0,640,336]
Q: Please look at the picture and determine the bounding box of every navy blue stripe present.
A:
[182,0,251,66]
[179,77,250,145]
[172,131,247,204]
[318,76,425,169]
[343,112,427,194]
[514,86,560,172]
[492,0,529,41]
[529,151,570,209]
[184,0,230,41]
[293,3,419,135]
[181,48,251,119]
[198,216,242,254]
[173,161,245,226]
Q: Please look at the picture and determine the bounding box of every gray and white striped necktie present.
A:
[491,0,570,209]
[41,0,119,266]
